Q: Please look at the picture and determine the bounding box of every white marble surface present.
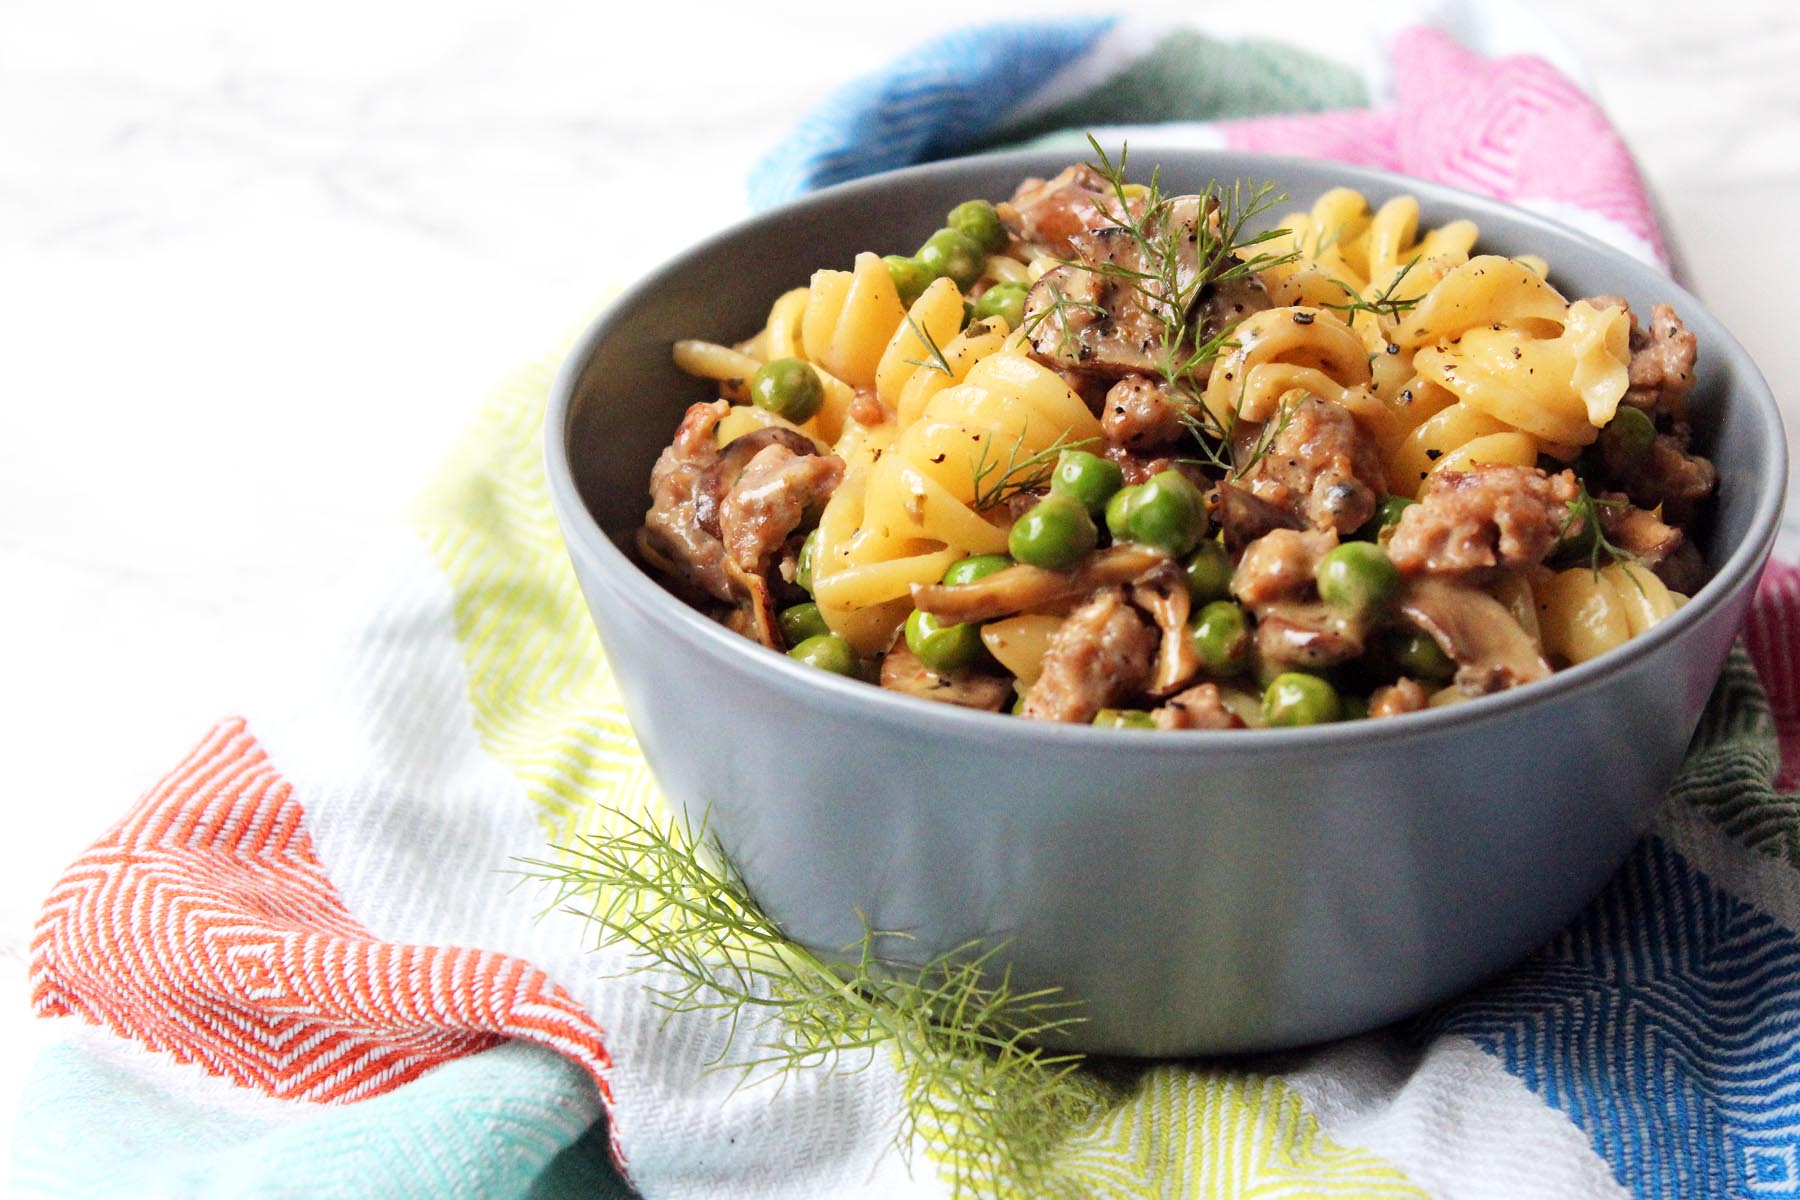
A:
[4,0,1798,1170]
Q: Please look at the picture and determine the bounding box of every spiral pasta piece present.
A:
[812,352,1103,654]
[1535,563,1684,665]
[1386,402,1539,497]
[1202,306,1372,427]
[801,251,908,391]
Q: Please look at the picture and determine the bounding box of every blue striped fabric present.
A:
[1423,833,1800,1199]
[10,1040,629,1199]
[747,18,1116,209]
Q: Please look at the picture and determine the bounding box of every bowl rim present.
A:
[545,145,1788,752]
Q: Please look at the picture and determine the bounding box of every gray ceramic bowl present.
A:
[545,149,1785,1056]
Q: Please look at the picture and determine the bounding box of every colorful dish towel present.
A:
[15,12,1800,1200]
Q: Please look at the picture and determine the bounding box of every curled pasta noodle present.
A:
[1535,563,1684,665]
[980,614,1064,686]
[870,278,1016,430]
[812,352,1103,654]
[1412,297,1630,449]
[1392,256,1567,349]
[1388,401,1539,497]
[1202,306,1371,426]
[1260,190,1476,317]
[801,251,908,391]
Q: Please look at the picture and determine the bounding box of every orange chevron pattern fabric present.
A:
[28,718,619,1115]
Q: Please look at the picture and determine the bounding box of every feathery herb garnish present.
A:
[969,430,1099,512]
[1559,481,1641,577]
[902,311,955,377]
[1025,137,1298,479]
[1022,278,1107,362]
[1323,256,1424,323]
[522,807,1094,1197]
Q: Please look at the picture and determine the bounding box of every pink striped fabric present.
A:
[1748,563,1800,790]
[1220,27,1668,264]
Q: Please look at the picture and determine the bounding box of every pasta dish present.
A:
[638,150,1715,729]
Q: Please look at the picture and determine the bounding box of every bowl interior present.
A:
[554,147,1785,729]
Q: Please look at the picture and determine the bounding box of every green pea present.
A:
[1599,405,1656,463]
[1119,470,1208,556]
[749,357,824,423]
[1389,629,1455,682]
[943,553,1012,586]
[904,608,982,673]
[972,282,1028,331]
[1340,695,1371,722]
[1093,708,1157,730]
[796,528,819,594]
[1188,600,1251,676]
[883,255,934,307]
[778,601,830,646]
[787,633,860,677]
[1008,493,1098,569]
[1263,672,1342,727]
[1050,448,1124,515]
[1105,484,1143,542]
[918,227,985,290]
[1185,540,1233,605]
[1315,541,1401,618]
[947,199,1008,252]
[1356,494,1415,541]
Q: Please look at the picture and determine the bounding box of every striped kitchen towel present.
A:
[15,9,1800,1200]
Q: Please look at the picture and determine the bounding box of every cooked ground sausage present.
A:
[1387,465,1578,576]
[1241,397,1386,534]
[1021,588,1159,723]
[1102,375,1191,452]
[639,400,735,602]
[1153,683,1246,730]
[1587,295,1698,416]
[718,443,844,577]
[1369,678,1428,719]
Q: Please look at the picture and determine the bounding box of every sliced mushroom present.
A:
[1254,605,1365,669]
[910,544,1170,625]
[693,426,820,538]
[1216,483,1304,553]
[724,562,783,651]
[1131,559,1200,698]
[1398,576,1550,695]
[878,635,1012,711]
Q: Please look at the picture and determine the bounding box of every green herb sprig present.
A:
[902,311,955,377]
[969,430,1098,512]
[1558,481,1642,579]
[522,807,1095,1197]
[1322,256,1424,324]
[1023,137,1299,479]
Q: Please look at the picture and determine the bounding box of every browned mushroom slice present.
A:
[725,562,784,651]
[1217,483,1304,553]
[910,544,1170,625]
[1398,576,1550,695]
[1254,605,1365,670]
[879,636,1012,711]
[1022,195,1210,379]
[692,426,822,538]
[1130,560,1200,698]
